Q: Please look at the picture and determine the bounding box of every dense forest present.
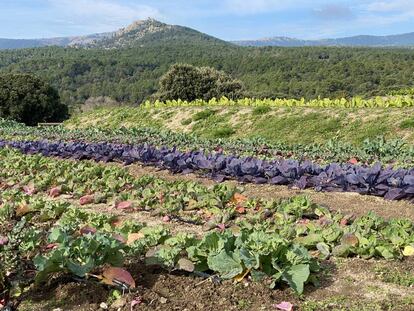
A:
[1,41,414,107]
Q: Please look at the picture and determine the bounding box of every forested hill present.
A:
[0,19,227,50]
[1,44,414,108]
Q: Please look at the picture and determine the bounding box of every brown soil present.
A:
[17,258,414,311]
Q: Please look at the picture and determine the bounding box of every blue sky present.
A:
[1,0,414,40]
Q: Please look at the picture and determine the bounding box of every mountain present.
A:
[3,19,414,49]
[233,32,414,47]
[86,19,226,49]
[0,33,111,50]
[0,19,226,50]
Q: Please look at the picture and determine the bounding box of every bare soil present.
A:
[17,258,414,311]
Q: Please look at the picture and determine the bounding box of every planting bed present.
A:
[0,148,414,310]
[1,139,413,202]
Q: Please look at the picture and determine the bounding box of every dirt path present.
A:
[128,164,414,221]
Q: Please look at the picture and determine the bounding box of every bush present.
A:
[192,109,216,121]
[0,73,68,125]
[154,64,245,101]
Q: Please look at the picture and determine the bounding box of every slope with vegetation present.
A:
[66,103,414,147]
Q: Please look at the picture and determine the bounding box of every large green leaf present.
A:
[281,264,310,295]
[207,250,243,279]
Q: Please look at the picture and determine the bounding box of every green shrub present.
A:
[400,118,414,129]
[154,64,245,102]
[181,118,192,126]
[212,126,235,138]
[252,106,272,115]
[0,73,68,125]
[192,109,216,121]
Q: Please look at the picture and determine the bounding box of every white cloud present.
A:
[358,0,414,27]
[222,0,309,15]
[365,0,414,12]
[47,0,162,33]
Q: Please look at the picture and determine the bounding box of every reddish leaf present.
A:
[80,226,97,235]
[235,205,246,214]
[49,187,61,198]
[162,215,171,223]
[23,184,36,195]
[116,201,133,210]
[341,233,359,247]
[79,195,94,206]
[112,233,127,244]
[348,158,358,165]
[102,267,136,289]
[130,296,142,309]
[217,223,226,232]
[0,236,9,246]
[274,301,294,311]
[45,243,59,250]
[111,218,123,228]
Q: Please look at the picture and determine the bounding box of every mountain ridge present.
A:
[2,19,414,50]
[233,32,414,47]
[0,18,227,50]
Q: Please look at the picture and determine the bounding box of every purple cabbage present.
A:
[1,139,413,202]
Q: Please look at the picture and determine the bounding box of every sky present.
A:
[2,0,414,40]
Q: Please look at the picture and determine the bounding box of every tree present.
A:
[154,64,245,101]
[0,73,68,125]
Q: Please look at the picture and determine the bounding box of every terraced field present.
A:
[1,100,414,311]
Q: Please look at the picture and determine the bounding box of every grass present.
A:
[252,106,272,115]
[192,109,216,121]
[374,266,414,287]
[65,106,414,147]
[400,117,414,129]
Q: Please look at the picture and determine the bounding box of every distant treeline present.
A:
[0,42,414,107]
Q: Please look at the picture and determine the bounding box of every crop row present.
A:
[1,139,413,202]
[142,95,414,108]
[1,119,414,167]
[0,148,242,226]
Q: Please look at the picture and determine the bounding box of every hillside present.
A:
[66,105,414,147]
[2,45,414,107]
[0,19,226,50]
[86,19,226,49]
[234,32,414,47]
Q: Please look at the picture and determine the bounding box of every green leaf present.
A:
[67,258,95,277]
[375,245,398,260]
[207,250,243,279]
[332,244,350,257]
[294,234,323,247]
[239,248,259,269]
[316,242,330,260]
[281,264,310,295]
